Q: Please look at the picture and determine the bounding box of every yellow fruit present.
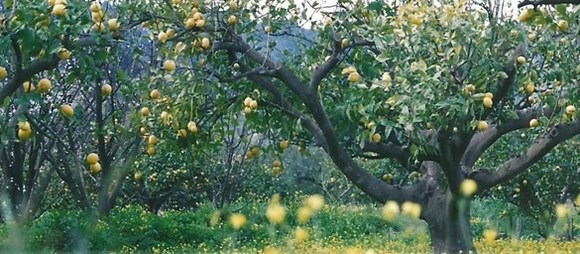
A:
[48,0,56,5]
[294,227,309,242]
[509,29,518,37]
[249,100,258,109]
[243,106,252,114]
[524,82,534,94]
[18,129,32,141]
[382,174,393,181]
[147,147,156,156]
[229,1,238,11]
[265,203,286,224]
[60,104,74,117]
[160,111,169,122]
[37,78,52,93]
[91,10,104,22]
[90,162,102,174]
[163,60,176,71]
[483,229,497,244]
[92,22,105,33]
[185,18,196,29]
[273,160,281,167]
[227,15,237,25]
[460,179,478,196]
[477,121,488,131]
[101,84,112,96]
[272,167,281,174]
[150,89,161,99]
[264,26,271,33]
[134,172,142,182]
[188,121,198,133]
[323,17,332,26]
[108,19,120,31]
[484,92,493,99]
[140,107,150,117]
[229,213,247,230]
[382,201,399,221]
[565,105,576,116]
[348,72,360,83]
[201,38,211,49]
[90,2,101,12]
[166,28,175,38]
[483,96,493,108]
[243,97,253,107]
[527,33,536,41]
[555,204,568,218]
[0,67,7,79]
[148,135,158,145]
[57,48,70,60]
[195,19,205,28]
[371,133,381,142]
[516,56,526,65]
[251,147,260,157]
[18,121,31,131]
[518,9,531,22]
[158,32,167,43]
[139,127,147,135]
[86,153,99,165]
[279,140,289,150]
[465,84,475,92]
[23,82,35,93]
[529,118,538,128]
[52,4,66,16]
[556,20,568,32]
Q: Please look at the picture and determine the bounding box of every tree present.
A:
[131,0,578,252]
[1,0,578,253]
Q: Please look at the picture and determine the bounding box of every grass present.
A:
[0,197,578,253]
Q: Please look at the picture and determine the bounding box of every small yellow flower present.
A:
[297,206,313,224]
[266,203,286,225]
[460,179,478,197]
[555,204,568,219]
[382,201,400,221]
[229,213,247,230]
[294,227,309,243]
[483,229,497,244]
[304,194,325,211]
[401,202,421,219]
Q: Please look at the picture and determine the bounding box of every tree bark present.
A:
[424,190,476,254]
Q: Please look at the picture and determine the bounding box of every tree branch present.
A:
[518,0,580,8]
[309,33,342,92]
[476,119,580,190]
[462,106,556,167]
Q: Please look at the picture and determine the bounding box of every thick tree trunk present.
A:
[424,190,476,254]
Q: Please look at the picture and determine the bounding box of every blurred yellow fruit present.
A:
[52,4,66,16]
[188,121,198,133]
[565,105,575,116]
[201,38,211,49]
[382,201,400,221]
[294,227,309,242]
[266,203,286,224]
[460,179,478,196]
[229,213,247,230]
[516,56,526,65]
[279,140,289,150]
[348,72,360,83]
[18,129,32,141]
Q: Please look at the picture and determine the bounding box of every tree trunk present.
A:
[424,190,476,254]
